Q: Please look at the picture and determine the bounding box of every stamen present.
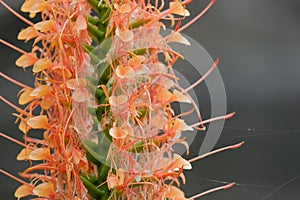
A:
[0,72,32,89]
[0,0,34,26]
[0,132,27,147]
[0,169,31,186]
[183,58,219,93]
[188,182,235,199]
[191,112,235,128]
[188,141,244,163]
[178,0,216,32]
[0,39,28,55]
[0,95,29,116]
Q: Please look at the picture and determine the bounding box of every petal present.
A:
[128,55,145,67]
[78,157,89,172]
[52,64,73,78]
[172,89,191,103]
[30,85,51,98]
[75,14,87,31]
[116,65,135,79]
[171,154,192,170]
[114,3,131,13]
[18,88,35,105]
[17,148,33,160]
[109,95,128,107]
[116,28,133,42]
[72,149,82,165]
[34,20,56,33]
[109,126,127,139]
[14,184,33,199]
[174,118,193,132]
[29,148,50,160]
[40,96,55,110]
[66,78,87,90]
[21,0,38,12]
[165,186,187,200]
[16,53,38,68]
[156,90,173,103]
[18,119,31,134]
[72,88,89,103]
[169,2,190,16]
[30,1,49,14]
[27,115,49,129]
[33,182,55,197]
[18,26,39,41]
[107,174,119,189]
[167,31,190,45]
[33,58,52,73]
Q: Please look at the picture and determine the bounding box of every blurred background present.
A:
[1,0,300,199]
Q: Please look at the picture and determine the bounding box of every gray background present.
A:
[1,0,300,199]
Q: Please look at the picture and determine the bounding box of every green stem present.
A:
[80,175,105,198]
[88,22,105,43]
[88,16,99,25]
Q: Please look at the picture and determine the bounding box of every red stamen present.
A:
[178,0,216,33]
[0,169,32,186]
[188,141,244,163]
[192,112,235,128]
[184,58,219,93]
[0,39,28,55]
[0,72,32,89]
[0,96,29,116]
[188,182,235,199]
[0,132,27,147]
[0,0,34,26]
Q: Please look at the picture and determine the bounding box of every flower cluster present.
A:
[0,0,243,199]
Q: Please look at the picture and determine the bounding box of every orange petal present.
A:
[172,89,191,103]
[114,3,131,13]
[109,95,128,107]
[40,96,55,110]
[29,148,50,160]
[170,154,192,170]
[72,88,89,103]
[14,184,33,199]
[109,126,127,139]
[66,78,87,90]
[15,53,38,68]
[18,119,31,134]
[173,118,193,132]
[167,31,190,45]
[52,64,73,78]
[116,28,133,42]
[165,186,187,200]
[30,1,49,14]
[33,58,52,73]
[107,174,119,189]
[128,55,145,67]
[30,85,51,98]
[21,0,48,18]
[78,157,89,172]
[33,182,55,197]
[17,148,33,161]
[34,20,56,33]
[18,26,39,42]
[75,14,87,31]
[156,90,173,103]
[21,0,38,12]
[116,65,135,79]
[27,115,49,129]
[169,2,190,16]
[18,88,35,105]
[72,149,82,165]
